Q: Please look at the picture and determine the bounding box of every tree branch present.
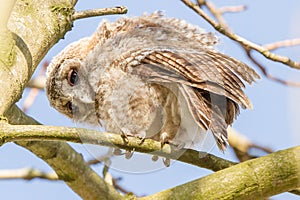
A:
[3,105,123,200]
[181,0,300,69]
[73,6,128,20]
[0,168,58,180]
[1,1,128,198]
[0,122,236,171]
[263,38,300,51]
[0,0,76,115]
[185,0,300,87]
[142,146,300,199]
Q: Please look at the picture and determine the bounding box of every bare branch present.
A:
[181,0,300,69]
[0,168,58,180]
[73,6,128,21]
[182,0,300,87]
[263,38,300,51]
[246,50,300,87]
[228,127,272,162]
[218,5,247,14]
[201,1,231,31]
[22,62,47,112]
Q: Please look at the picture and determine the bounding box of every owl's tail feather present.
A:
[179,84,240,151]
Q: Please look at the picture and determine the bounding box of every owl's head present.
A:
[46,38,98,124]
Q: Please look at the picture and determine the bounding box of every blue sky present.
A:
[1,1,300,199]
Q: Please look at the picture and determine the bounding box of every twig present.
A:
[183,0,300,87]
[218,5,247,14]
[246,50,300,87]
[87,154,110,165]
[112,177,132,195]
[201,1,231,31]
[0,168,58,180]
[181,0,300,69]
[73,6,128,21]
[263,38,300,51]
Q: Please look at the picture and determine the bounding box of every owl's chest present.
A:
[94,71,166,133]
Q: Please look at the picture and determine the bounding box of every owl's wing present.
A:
[130,50,259,150]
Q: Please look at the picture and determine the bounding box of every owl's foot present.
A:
[136,131,146,145]
[163,158,171,167]
[151,155,171,167]
[160,132,170,148]
[120,132,129,144]
[125,148,135,159]
[113,148,123,156]
[151,155,159,162]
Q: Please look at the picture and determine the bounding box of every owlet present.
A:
[46,13,259,151]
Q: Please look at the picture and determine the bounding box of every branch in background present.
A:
[263,38,300,51]
[73,6,128,21]
[0,168,58,180]
[143,146,300,199]
[112,177,133,195]
[26,76,46,90]
[246,50,300,87]
[218,5,247,14]
[22,61,47,112]
[228,127,272,162]
[181,0,300,85]
[0,123,236,171]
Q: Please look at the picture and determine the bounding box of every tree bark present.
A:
[143,146,300,200]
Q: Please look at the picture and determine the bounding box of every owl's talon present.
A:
[113,148,123,156]
[138,137,146,145]
[121,132,129,144]
[163,158,171,167]
[151,155,159,162]
[125,149,135,159]
[160,132,169,148]
[136,131,146,145]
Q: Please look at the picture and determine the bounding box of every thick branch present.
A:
[0,0,76,114]
[0,122,236,171]
[142,146,300,199]
[3,105,122,200]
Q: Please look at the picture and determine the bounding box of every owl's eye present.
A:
[67,69,78,86]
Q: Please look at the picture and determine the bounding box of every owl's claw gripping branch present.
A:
[120,132,129,145]
[125,149,134,159]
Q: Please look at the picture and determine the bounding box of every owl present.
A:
[46,12,259,152]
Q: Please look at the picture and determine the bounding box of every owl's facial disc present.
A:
[63,65,98,124]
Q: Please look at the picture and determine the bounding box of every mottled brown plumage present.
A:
[46,12,259,151]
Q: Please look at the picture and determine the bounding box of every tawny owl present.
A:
[46,12,259,151]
